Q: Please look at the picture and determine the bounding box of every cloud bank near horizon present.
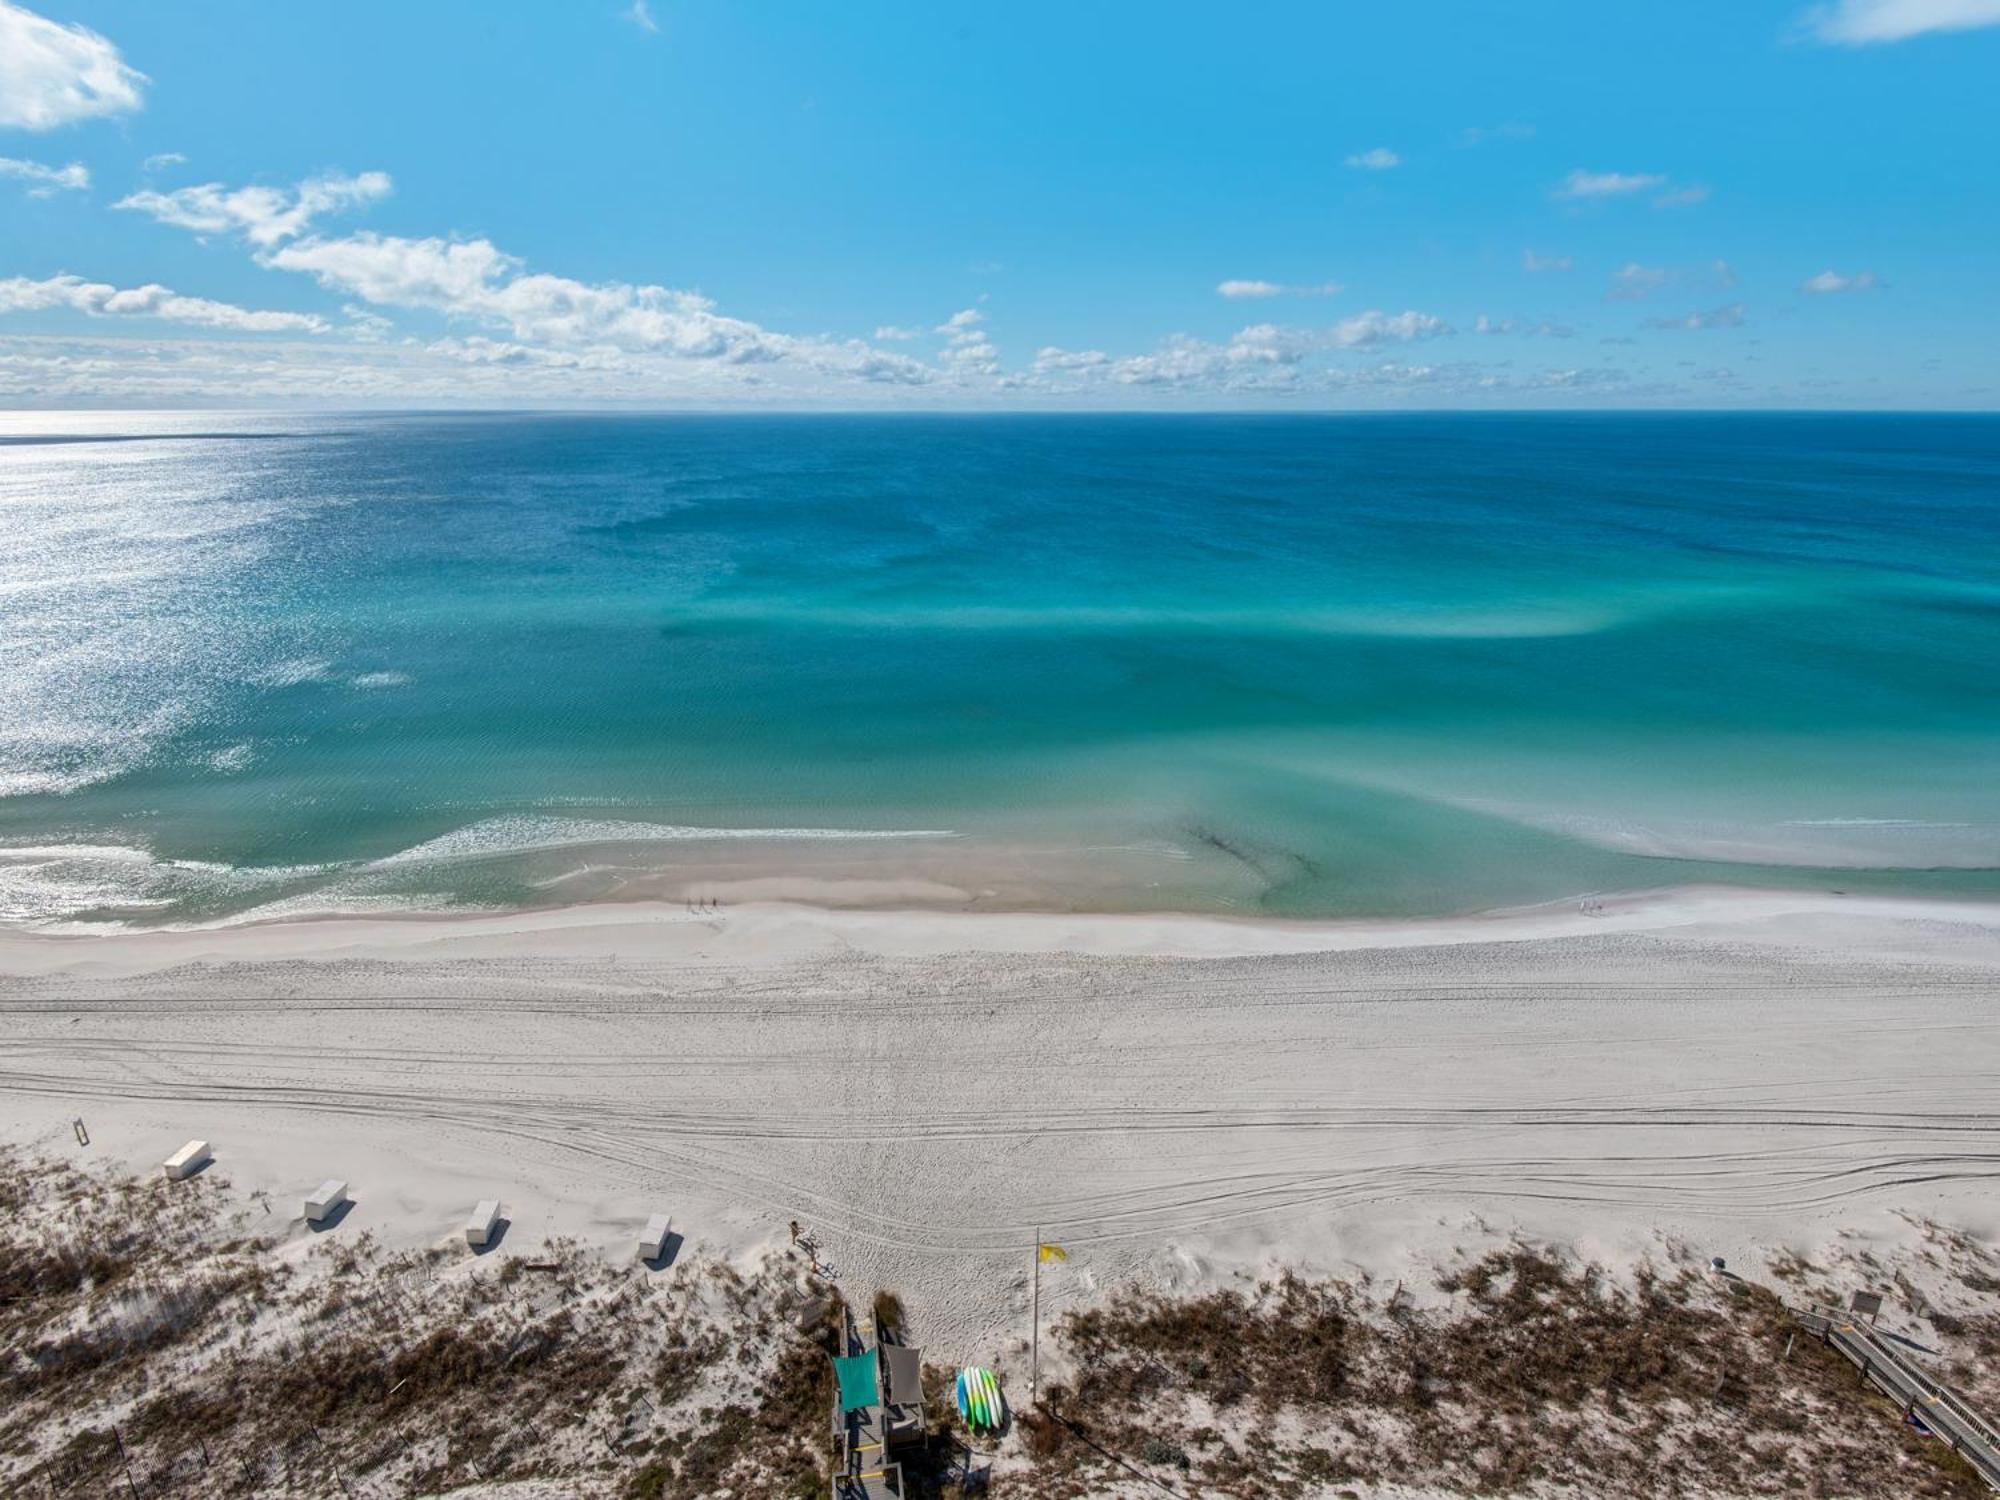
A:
[0,1,1982,409]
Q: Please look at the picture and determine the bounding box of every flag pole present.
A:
[1031,1227,1041,1410]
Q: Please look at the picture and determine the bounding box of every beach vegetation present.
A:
[0,1150,838,1498]
[1035,1244,1996,1497]
[9,1149,2000,1497]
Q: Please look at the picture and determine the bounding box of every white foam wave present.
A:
[0,770,95,798]
[0,842,337,926]
[683,600,1645,640]
[0,842,166,865]
[0,818,960,927]
[1485,809,2000,871]
[367,816,958,868]
[1782,818,1974,828]
[0,844,194,925]
[249,658,335,688]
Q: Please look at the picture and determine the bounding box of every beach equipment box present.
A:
[465,1199,501,1247]
[640,1213,672,1259]
[304,1179,348,1223]
[162,1140,210,1181]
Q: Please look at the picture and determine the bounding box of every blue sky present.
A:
[1,0,1997,408]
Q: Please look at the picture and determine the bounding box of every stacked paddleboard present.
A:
[955,1365,1005,1432]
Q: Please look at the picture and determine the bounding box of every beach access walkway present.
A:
[1796,1304,2000,1489]
[829,1305,928,1499]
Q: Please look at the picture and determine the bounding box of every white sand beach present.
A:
[4,887,1999,1367]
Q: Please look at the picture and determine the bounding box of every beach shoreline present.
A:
[10,878,2000,968]
[5,884,2000,1364]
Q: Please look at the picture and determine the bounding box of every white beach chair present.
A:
[304,1179,348,1224]
[162,1140,211,1181]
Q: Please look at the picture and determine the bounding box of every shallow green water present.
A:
[3,410,1998,924]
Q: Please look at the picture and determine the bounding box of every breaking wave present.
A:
[365,816,958,868]
[1482,809,2000,871]
[0,817,958,928]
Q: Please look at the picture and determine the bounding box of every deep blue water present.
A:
[3,410,1998,925]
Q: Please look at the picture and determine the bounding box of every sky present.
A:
[1,0,1997,410]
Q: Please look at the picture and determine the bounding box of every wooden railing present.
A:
[1796,1304,2000,1490]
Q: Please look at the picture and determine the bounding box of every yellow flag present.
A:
[1038,1243,1068,1263]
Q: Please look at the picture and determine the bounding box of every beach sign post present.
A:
[1031,1234,1067,1409]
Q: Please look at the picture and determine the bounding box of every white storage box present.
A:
[640,1213,673,1259]
[465,1199,502,1247]
[304,1179,348,1223]
[162,1140,211,1181]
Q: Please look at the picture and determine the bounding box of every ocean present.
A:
[3,409,1998,927]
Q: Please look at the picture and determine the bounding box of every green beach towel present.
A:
[834,1352,880,1413]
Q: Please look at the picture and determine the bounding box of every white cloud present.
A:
[142,151,187,171]
[1645,303,1746,331]
[1521,250,1573,273]
[1804,0,2000,43]
[1654,184,1711,208]
[0,327,1663,409]
[940,337,1000,375]
[118,169,945,386]
[429,335,597,369]
[1609,263,1673,300]
[0,328,944,407]
[1328,309,1451,347]
[1032,346,1110,373]
[268,232,795,362]
[262,231,936,386]
[1475,315,1575,338]
[1105,335,1243,387]
[0,1,145,130]
[0,155,86,193]
[0,273,329,332]
[266,233,511,309]
[1609,260,1735,301]
[1458,123,1536,148]
[117,171,393,248]
[933,307,998,376]
[1558,170,1708,208]
[1800,268,1884,293]
[1216,278,1343,299]
[1557,169,1667,199]
[1344,148,1401,170]
[77,165,1509,402]
[626,0,661,33]
[341,304,395,341]
[1228,323,1313,365]
[1093,312,1451,389]
[838,344,937,384]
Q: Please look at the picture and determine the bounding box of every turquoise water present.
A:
[3,410,1998,925]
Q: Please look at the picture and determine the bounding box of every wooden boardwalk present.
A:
[830,1305,913,1500]
[1797,1304,2000,1489]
